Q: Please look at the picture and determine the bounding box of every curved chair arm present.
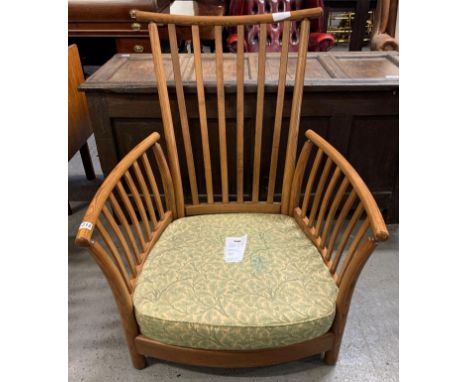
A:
[371,32,399,51]
[76,132,176,247]
[75,132,176,368]
[289,129,389,364]
[289,129,388,242]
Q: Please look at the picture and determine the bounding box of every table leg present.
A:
[349,0,370,51]
[79,141,96,180]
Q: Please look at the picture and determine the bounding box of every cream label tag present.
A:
[224,235,248,263]
[272,11,291,22]
[170,0,195,16]
[79,222,93,231]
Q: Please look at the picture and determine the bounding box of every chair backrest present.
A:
[135,7,323,218]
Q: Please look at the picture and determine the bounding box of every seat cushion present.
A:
[133,213,338,350]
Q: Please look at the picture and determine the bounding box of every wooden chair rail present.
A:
[135,333,335,368]
[135,8,323,26]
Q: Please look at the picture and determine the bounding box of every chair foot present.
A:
[131,353,147,369]
[323,349,338,365]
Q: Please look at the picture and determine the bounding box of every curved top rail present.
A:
[75,132,160,247]
[134,7,323,26]
[305,129,389,242]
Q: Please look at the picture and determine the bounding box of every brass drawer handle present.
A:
[131,22,141,31]
[133,44,144,53]
[129,9,137,19]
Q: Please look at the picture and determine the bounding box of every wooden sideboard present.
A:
[69,0,225,64]
[80,51,399,222]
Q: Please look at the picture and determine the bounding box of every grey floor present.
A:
[69,136,398,382]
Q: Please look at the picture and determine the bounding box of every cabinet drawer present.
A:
[116,38,152,53]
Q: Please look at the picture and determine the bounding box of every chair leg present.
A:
[68,201,72,215]
[130,351,146,370]
[79,141,96,180]
[323,345,339,365]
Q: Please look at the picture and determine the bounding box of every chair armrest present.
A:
[371,32,399,51]
[76,132,176,247]
[290,129,390,346]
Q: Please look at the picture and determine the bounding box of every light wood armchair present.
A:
[76,8,388,370]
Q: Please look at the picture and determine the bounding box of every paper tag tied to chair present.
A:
[224,235,248,263]
[79,221,93,231]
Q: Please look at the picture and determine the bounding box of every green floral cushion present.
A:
[133,213,338,350]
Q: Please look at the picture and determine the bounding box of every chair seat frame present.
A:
[76,8,389,370]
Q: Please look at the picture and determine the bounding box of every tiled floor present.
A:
[68,136,398,382]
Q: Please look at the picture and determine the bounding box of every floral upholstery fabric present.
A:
[133,213,338,350]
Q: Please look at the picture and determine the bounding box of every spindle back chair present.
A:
[76,8,389,370]
[138,7,322,217]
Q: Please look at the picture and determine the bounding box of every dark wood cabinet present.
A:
[69,0,225,65]
[80,51,398,222]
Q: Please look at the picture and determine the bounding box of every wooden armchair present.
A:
[76,7,388,370]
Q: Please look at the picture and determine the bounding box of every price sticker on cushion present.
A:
[224,235,247,263]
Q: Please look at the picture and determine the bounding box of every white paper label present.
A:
[224,235,247,263]
[79,222,93,231]
[385,75,399,80]
[170,1,195,16]
[272,11,291,22]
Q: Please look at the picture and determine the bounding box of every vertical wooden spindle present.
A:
[141,152,165,218]
[148,22,185,216]
[337,218,370,284]
[168,23,199,205]
[326,189,357,260]
[109,192,140,262]
[301,149,324,217]
[124,171,152,240]
[308,157,333,226]
[236,24,245,203]
[321,177,350,248]
[315,167,342,235]
[96,219,132,292]
[330,203,364,273]
[215,25,229,203]
[252,23,267,202]
[267,20,291,203]
[192,25,214,203]
[101,205,137,277]
[133,161,158,229]
[153,143,177,216]
[116,180,146,251]
[288,140,313,214]
[281,18,311,213]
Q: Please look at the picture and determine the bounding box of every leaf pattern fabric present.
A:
[133,213,338,350]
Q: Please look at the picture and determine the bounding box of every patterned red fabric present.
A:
[227,0,335,52]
